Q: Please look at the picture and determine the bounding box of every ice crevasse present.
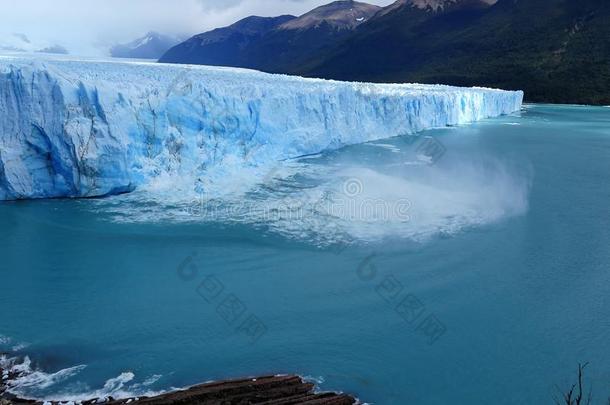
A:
[0,56,523,200]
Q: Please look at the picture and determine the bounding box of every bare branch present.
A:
[554,363,593,405]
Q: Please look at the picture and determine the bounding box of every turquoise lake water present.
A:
[1,104,609,404]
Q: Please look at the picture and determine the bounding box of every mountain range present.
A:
[161,0,610,105]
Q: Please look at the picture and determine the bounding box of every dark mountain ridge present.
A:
[159,1,380,72]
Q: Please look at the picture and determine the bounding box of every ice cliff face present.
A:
[0,56,523,200]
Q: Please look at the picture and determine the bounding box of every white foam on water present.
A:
[0,354,163,403]
[59,372,163,403]
[96,142,531,247]
[279,158,528,244]
[11,344,28,352]
[0,355,86,393]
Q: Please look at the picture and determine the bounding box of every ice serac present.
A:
[0,56,523,200]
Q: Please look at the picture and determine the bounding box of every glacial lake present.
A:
[1,104,609,404]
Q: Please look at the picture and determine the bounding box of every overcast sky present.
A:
[0,0,395,56]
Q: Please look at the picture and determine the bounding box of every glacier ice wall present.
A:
[0,56,523,200]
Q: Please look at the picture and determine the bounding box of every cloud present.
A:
[0,0,395,56]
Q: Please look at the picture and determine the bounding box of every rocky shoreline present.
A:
[0,369,358,405]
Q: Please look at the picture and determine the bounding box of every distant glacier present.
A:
[0,56,523,200]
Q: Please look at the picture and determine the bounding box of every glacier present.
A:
[0,55,523,200]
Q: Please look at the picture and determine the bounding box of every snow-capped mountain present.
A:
[111,32,182,59]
